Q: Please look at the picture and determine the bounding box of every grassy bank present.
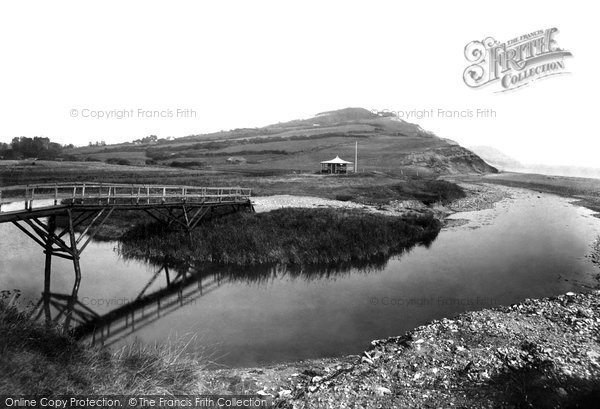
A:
[120,208,441,267]
[0,297,202,394]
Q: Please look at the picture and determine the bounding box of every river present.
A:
[1,188,599,368]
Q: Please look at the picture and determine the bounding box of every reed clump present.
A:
[120,208,441,267]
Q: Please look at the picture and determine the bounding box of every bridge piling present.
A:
[43,216,55,327]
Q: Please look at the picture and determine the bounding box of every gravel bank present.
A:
[252,195,373,213]
[280,291,600,408]
[588,236,600,267]
[252,183,515,220]
[449,183,514,213]
[201,291,600,409]
[198,291,600,408]
[252,195,427,217]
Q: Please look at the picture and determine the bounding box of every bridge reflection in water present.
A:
[28,262,230,347]
[25,256,390,347]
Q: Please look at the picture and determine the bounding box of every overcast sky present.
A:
[0,1,597,167]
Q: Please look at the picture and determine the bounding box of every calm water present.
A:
[1,188,599,367]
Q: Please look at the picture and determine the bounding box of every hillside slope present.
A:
[67,108,497,176]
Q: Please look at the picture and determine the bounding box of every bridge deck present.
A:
[0,182,252,222]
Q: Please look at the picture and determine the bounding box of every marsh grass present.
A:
[120,208,441,267]
[0,297,205,394]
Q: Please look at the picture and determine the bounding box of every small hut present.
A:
[320,156,353,174]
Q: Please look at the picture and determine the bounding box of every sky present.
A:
[0,0,597,167]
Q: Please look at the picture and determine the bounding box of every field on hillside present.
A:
[64,133,448,174]
[55,108,495,176]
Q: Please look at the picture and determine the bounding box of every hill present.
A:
[65,108,497,176]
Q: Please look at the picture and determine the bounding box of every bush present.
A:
[169,161,205,169]
[105,158,132,166]
[335,194,353,202]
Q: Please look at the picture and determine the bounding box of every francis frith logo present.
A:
[463,28,572,92]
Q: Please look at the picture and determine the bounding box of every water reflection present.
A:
[34,249,410,347]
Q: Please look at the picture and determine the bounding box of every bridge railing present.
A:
[0,183,252,211]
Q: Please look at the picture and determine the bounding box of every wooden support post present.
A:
[43,216,55,327]
[64,209,82,333]
[165,266,171,286]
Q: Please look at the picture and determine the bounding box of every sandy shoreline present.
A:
[252,183,516,225]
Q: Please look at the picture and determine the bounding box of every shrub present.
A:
[105,158,132,166]
[335,194,353,202]
[169,161,205,169]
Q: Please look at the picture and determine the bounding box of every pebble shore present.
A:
[198,292,600,408]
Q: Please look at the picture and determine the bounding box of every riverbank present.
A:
[459,172,600,215]
[251,182,512,218]
[199,291,600,408]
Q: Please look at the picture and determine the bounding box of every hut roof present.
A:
[320,155,352,164]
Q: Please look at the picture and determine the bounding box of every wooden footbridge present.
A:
[0,182,253,330]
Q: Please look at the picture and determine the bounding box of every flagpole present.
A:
[355,141,358,173]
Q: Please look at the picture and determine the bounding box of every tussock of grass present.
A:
[120,208,441,266]
[0,299,204,394]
